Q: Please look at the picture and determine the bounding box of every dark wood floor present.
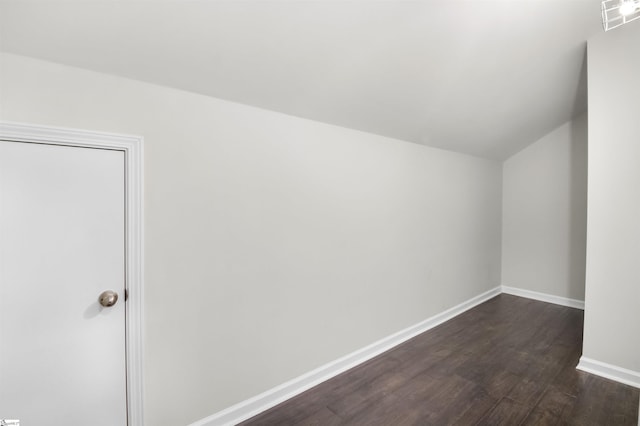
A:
[241,294,639,426]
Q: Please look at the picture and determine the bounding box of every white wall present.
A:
[502,114,588,301]
[583,23,640,374]
[0,53,503,426]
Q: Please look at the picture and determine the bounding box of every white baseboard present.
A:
[577,357,640,389]
[501,285,584,310]
[188,286,502,426]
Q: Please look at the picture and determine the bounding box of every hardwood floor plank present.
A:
[506,377,547,408]
[530,385,577,418]
[428,382,498,425]
[476,397,532,425]
[561,375,639,426]
[292,407,343,426]
[519,408,561,426]
[324,368,409,416]
[399,373,476,423]
[340,392,422,426]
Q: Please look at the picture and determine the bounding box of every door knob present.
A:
[98,290,119,307]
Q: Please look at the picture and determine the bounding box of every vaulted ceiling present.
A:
[0,1,602,159]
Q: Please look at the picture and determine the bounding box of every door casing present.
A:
[0,121,144,426]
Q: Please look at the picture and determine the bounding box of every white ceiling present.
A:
[0,0,601,159]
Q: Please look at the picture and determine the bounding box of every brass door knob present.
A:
[98,290,119,307]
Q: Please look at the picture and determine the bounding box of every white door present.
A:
[0,140,127,425]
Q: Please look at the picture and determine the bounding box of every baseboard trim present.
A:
[188,286,502,426]
[577,357,640,389]
[501,285,584,310]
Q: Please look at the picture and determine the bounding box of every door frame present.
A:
[0,121,145,426]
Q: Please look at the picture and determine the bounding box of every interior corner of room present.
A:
[0,2,639,426]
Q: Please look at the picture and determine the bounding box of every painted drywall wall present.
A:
[583,22,640,374]
[0,53,502,426]
[501,114,588,301]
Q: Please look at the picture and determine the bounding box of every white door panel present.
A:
[0,141,127,425]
